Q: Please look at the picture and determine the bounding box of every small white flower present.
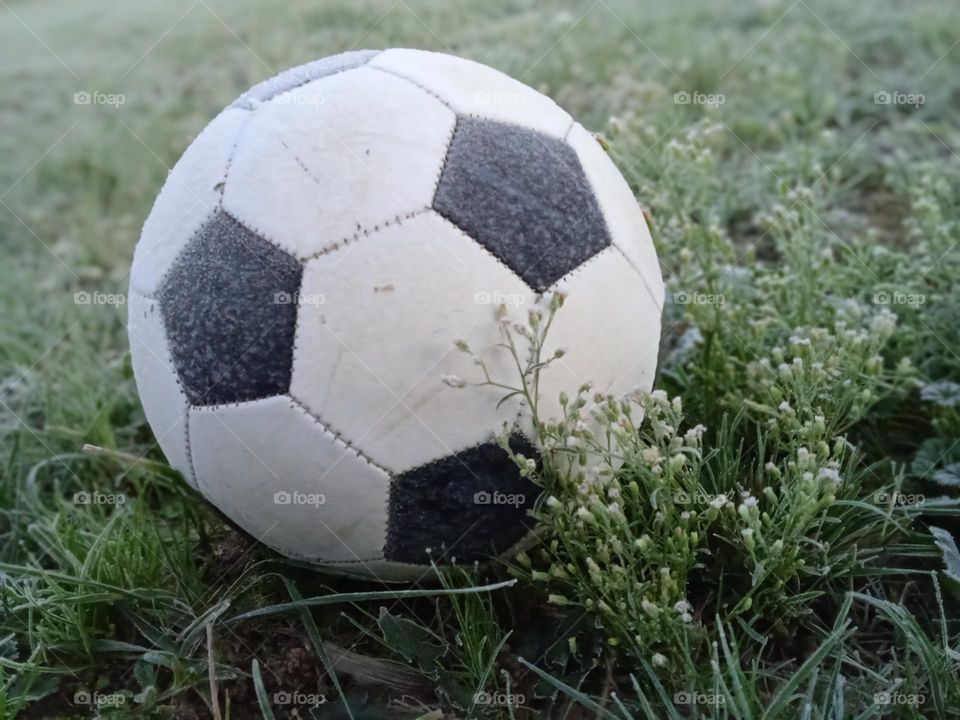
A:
[871,309,897,336]
[817,467,841,485]
[652,653,668,667]
[656,423,675,437]
[683,424,707,442]
[641,599,661,618]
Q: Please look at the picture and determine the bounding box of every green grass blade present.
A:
[282,577,354,720]
[251,658,276,720]
[226,579,515,624]
[516,657,620,720]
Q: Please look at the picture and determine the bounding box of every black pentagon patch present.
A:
[233,50,380,107]
[434,117,610,291]
[159,211,302,406]
[384,435,540,565]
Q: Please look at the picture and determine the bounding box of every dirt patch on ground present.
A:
[849,186,910,247]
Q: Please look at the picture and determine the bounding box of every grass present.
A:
[2,0,960,717]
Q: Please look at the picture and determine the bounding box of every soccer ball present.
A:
[128,49,663,581]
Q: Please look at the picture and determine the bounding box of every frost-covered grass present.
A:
[2,0,960,717]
